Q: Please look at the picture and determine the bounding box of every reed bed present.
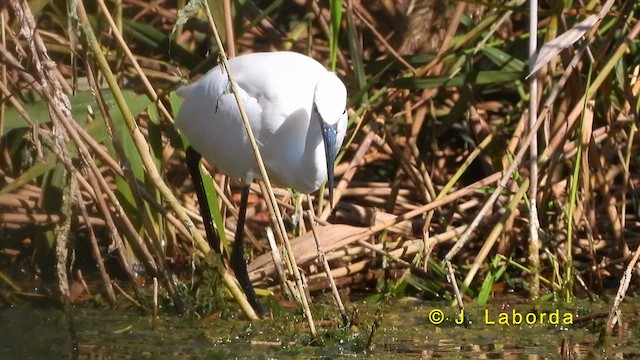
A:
[0,0,639,335]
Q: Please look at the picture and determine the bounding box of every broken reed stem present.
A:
[307,204,348,326]
[528,0,540,301]
[75,188,117,307]
[266,227,293,301]
[445,260,467,326]
[606,242,640,332]
[54,170,75,304]
[152,277,158,330]
[222,0,236,58]
[113,281,147,311]
[0,269,22,293]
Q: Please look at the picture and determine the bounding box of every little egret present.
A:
[176,51,348,316]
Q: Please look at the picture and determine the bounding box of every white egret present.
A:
[176,51,348,316]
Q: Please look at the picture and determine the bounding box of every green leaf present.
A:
[404,272,442,297]
[0,153,57,196]
[390,71,522,90]
[2,90,150,137]
[41,163,66,213]
[239,0,283,36]
[126,17,202,68]
[1,91,151,198]
[147,105,163,169]
[201,167,229,254]
[329,0,343,71]
[346,6,365,102]
[167,91,187,150]
[482,47,526,73]
[364,54,436,74]
[476,255,507,305]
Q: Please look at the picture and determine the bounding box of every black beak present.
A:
[321,120,339,210]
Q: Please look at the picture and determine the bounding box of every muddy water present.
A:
[1,297,639,359]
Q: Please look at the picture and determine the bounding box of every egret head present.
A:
[313,72,347,209]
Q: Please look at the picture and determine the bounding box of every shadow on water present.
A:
[1,297,640,359]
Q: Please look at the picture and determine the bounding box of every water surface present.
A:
[1,297,639,359]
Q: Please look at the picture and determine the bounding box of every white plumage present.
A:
[176,51,347,194]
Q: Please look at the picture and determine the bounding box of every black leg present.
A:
[186,146,265,316]
[185,147,221,254]
[231,184,266,317]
